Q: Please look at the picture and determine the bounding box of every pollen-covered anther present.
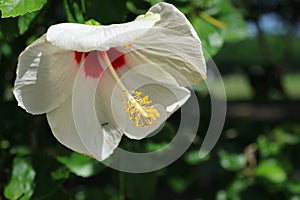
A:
[124,91,160,127]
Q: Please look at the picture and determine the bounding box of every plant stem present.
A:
[200,12,226,29]
[119,171,125,200]
[81,0,86,17]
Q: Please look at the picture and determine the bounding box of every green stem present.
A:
[119,171,125,200]
[200,12,226,29]
[81,0,86,17]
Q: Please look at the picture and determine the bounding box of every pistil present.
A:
[98,51,160,127]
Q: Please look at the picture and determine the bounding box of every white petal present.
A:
[125,2,207,86]
[72,54,123,161]
[46,97,90,155]
[149,2,200,42]
[13,35,77,114]
[46,12,160,52]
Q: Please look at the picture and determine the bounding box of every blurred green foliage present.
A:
[1,0,300,199]
[4,157,35,200]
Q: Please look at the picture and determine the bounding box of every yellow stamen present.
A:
[125,43,132,49]
[124,91,160,127]
[99,51,160,127]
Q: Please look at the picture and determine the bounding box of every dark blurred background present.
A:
[1,0,300,199]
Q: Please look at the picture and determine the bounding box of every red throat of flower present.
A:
[74,48,126,78]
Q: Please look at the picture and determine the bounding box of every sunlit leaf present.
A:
[219,10,249,42]
[72,1,85,23]
[85,19,101,26]
[191,17,223,57]
[257,135,281,157]
[256,159,287,184]
[218,150,247,171]
[57,152,103,178]
[257,127,300,157]
[217,0,249,41]
[201,0,220,16]
[4,157,35,200]
[0,0,46,18]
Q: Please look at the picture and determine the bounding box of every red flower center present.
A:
[74,48,126,78]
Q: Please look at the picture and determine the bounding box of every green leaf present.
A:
[63,0,76,22]
[257,127,300,157]
[191,0,248,58]
[57,152,103,178]
[220,11,249,42]
[126,1,147,15]
[256,159,287,184]
[201,0,220,16]
[216,190,227,200]
[18,11,38,35]
[146,141,168,152]
[191,17,223,57]
[257,135,281,157]
[51,167,70,181]
[217,0,249,42]
[168,176,190,193]
[74,185,118,200]
[4,157,35,200]
[274,128,300,145]
[144,0,163,6]
[287,180,300,194]
[0,0,47,18]
[85,19,101,26]
[218,150,247,171]
[184,149,210,165]
[72,1,85,23]
[216,173,253,200]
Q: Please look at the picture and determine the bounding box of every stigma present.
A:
[123,91,160,127]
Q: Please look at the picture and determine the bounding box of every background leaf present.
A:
[256,159,287,184]
[218,0,249,41]
[4,157,35,200]
[17,11,39,35]
[57,152,104,178]
[1,0,300,200]
[0,0,47,18]
[218,150,247,171]
[192,17,224,57]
